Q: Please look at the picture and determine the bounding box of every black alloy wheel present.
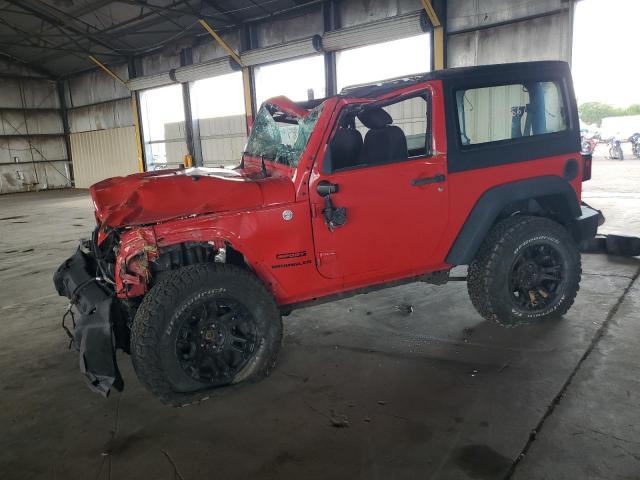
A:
[175,298,258,386]
[467,215,581,326]
[509,243,565,311]
[131,264,282,406]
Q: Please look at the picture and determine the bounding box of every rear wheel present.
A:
[467,216,581,326]
[131,264,282,405]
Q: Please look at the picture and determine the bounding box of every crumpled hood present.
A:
[90,166,294,228]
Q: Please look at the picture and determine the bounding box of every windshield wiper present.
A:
[240,151,273,177]
[260,154,276,177]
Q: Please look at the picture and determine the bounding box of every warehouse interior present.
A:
[1,0,639,479]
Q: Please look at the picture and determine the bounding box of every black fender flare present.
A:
[445,176,582,266]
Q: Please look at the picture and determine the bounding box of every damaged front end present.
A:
[53,233,133,396]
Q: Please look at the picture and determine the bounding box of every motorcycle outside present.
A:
[629,133,640,159]
[607,136,624,160]
[581,132,600,154]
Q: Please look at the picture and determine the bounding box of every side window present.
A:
[456,81,567,146]
[328,95,429,172]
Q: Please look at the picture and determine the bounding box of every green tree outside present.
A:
[579,102,640,126]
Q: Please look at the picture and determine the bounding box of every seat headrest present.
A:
[357,108,393,129]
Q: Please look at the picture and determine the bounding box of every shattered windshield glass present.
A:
[244,103,323,167]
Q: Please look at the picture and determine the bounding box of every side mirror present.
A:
[317,180,339,197]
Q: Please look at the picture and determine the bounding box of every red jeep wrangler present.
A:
[55,61,600,404]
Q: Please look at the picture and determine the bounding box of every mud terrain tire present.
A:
[467,215,581,327]
[131,264,282,406]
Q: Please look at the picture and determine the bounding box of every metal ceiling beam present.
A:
[0,14,118,61]
[0,49,56,78]
[3,0,130,56]
[2,0,326,77]
[23,0,202,65]
[0,42,122,57]
[113,1,227,24]
[200,0,242,24]
[0,30,185,40]
[69,0,117,18]
[96,0,195,35]
[248,0,273,16]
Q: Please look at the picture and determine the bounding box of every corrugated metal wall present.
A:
[200,115,247,167]
[70,126,138,188]
[447,0,573,67]
[64,63,138,188]
[163,115,247,168]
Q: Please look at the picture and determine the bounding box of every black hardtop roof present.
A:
[339,60,571,99]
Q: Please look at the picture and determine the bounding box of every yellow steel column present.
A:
[421,0,444,70]
[241,67,254,130]
[88,55,127,84]
[131,94,144,172]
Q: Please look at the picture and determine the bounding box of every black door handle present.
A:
[411,174,445,187]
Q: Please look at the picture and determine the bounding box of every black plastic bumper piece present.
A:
[53,247,123,396]
[581,234,640,257]
[571,205,602,243]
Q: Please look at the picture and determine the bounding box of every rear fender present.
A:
[446,176,583,265]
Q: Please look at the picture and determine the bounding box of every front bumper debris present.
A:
[53,245,123,396]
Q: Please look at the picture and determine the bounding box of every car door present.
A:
[310,92,449,280]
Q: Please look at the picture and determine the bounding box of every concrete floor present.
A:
[1,157,639,479]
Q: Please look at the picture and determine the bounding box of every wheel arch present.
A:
[445,176,582,266]
[151,234,285,300]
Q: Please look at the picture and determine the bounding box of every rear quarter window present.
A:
[456,81,567,146]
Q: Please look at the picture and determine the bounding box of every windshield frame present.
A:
[244,100,324,169]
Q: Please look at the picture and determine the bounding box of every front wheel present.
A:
[467,216,581,327]
[131,264,282,405]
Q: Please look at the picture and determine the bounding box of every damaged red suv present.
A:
[55,61,600,405]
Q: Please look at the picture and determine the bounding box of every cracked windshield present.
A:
[244,103,323,167]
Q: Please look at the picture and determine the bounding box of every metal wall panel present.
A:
[0,136,67,163]
[1,110,63,136]
[447,0,564,34]
[70,126,138,188]
[68,98,133,133]
[0,161,70,194]
[257,10,322,48]
[339,0,421,28]
[199,115,247,167]
[162,116,247,167]
[66,64,130,107]
[447,9,572,67]
[193,30,241,65]
[0,78,59,109]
